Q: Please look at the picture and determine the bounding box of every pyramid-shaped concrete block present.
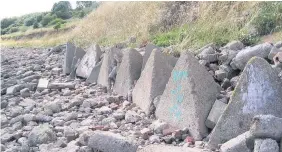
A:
[71,47,86,74]
[133,49,177,115]
[156,51,220,140]
[76,44,102,78]
[114,48,143,96]
[141,44,161,71]
[97,47,122,88]
[63,42,76,74]
[208,57,282,149]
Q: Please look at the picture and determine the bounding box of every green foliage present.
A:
[252,2,282,36]
[151,27,185,47]
[1,28,10,35]
[1,18,17,29]
[79,11,85,18]
[33,22,39,29]
[9,27,19,33]
[20,26,28,32]
[76,1,99,10]
[24,17,36,26]
[41,14,56,27]
[53,23,61,31]
[52,1,72,19]
[48,18,66,26]
[36,15,43,22]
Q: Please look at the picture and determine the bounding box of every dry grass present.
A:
[70,2,162,47]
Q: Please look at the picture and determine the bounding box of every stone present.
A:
[48,82,75,89]
[254,138,279,152]
[37,78,49,90]
[275,41,282,48]
[28,124,57,146]
[6,84,25,95]
[63,42,76,74]
[250,115,282,140]
[205,100,227,129]
[198,53,219,63]
[64,127,79,142]
[86,60,102,84]
[20,88,30,97]
[97,106,112,114]
[76,44,102,78]
[231,43,273,70]
[133,49,177,114]
[268,47,282,61]
[219,49,238,65]
[150,120,169,134]
[88,131,138,152]
[273,52,282,68]
[97,47,122,89]
[149,135,160,143]
[78,131,95,146]
[71,46,86,74]
[141,44,161,70]
[46,101,62,114]
[220,131,253,152]
[125,110,141,123]
[137,145,203,152]
[221,41,244,51]
[156,51,220,140]
[114,48,143,96]
[140,128,152,140]
[208,57,282,149]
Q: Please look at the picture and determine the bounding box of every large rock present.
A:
[86,60,102,84]
[133,49,177,114]
[87,131,137,152]
[254,138,279,152]
[71,47,85,75]
[231,43,272,70]
[205,100,227,129]
[141,44,161,70]
[220,131,253,152]
[208,57,282,149]
[221,40,244,51]
[137,145,203,152]
[76,44,102,78]
[250,115,282,140]
[63,42,76,74]
[97,47,122,88]
[114,48,143,96]
[268,47,282,61]
[28,124,57,146]
[156,51,220,140]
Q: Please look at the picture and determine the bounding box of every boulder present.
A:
[156,51,220,140]
[63,42,76,74]
[220,131,253,152]
[230,43,272,70]
[85,60,102,84]
[28,124,57,146]
[268,47,282,61]
[76,44,102,78]
[114,48,143,96]
[250,115,282,140]
[133,49,177,114]
[97,47,122,88]
[70,47,85,75]
[273,52,282,68]
[141,44,161,70]
[87,131,137,152]
[205,100,227,129]
[221,40,244,51]
[6,84,25,95]
[254,138,279,152]
[208,57,282,149]
[275,41,282,48]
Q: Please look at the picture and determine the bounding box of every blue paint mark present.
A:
[176,94,184,103]
[169,104,182,120]
[171,84,182,95]
[172,71,188,82]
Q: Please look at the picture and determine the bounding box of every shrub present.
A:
[48,18,66,26]
[41,14,56,27]
[24,17,35,26]
[252,2,282,35]
[9,27,19,33]
[36,15,43,22]
[53,23,61,31]
[33,22,39,29]
[1,17,17,29]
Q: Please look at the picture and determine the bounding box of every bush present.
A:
[53,23,61,31]
[24,17,35,26]
[1,28,10,35]
[20,26,28,32]
[41,14,56,27]
[252,2,282,35]
[1,17,17,29]
[9,27,19,33]
[36,15,43,22]
[79,11,85,18]
[33,22,39,29]
[48,18,66,26]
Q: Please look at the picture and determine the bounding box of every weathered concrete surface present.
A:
[133,49,177,115]
[76,44,102,78]
[63,42,76,74]
[86,60,102,84]
[268,47,282,61]
[141,44,161,71]
[205,100,227,129]
[137,145,204,152]
[71,47,85,76]
[254,138,279,152]
[231,43,272,70]
[208,57,282,149]
[220,131,253,152]
[221,40,244,51]
[250,115,282,140]
[97,47,122,88]
[156,51,220,140]
[114,48,143,96]
[87,131,137,152]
